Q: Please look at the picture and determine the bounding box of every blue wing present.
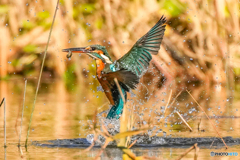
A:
[116,16,166,77]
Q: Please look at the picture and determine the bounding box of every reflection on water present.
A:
[0,79,240,159]
[1,145,240,159]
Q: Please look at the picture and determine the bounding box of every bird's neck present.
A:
[96,59,105,78]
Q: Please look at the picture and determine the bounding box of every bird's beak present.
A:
[62,47,112,64]
[62,47,89,53]
[62,47,102,61]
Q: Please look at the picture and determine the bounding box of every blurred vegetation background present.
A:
[0,0,240,90]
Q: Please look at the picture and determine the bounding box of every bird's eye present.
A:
[91,47,96,51]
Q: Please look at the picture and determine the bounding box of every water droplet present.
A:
[108,41,111,44]
[226,98,229,101]
[86,22,91,26]
[5,23,8,26]
[8,61,11,64]
[183,39,186,42]
[26,3,28,6]
[190,58,193,60]
[122,41,124,43]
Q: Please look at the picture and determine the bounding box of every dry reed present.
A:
[187,90,228,149]
[18,80,27,147]
[176,111,192,131]
[176,143,198,160]
[0,98,7,147]
[114,78,127,147]
[25,0,60,147]
[2,98,7,147]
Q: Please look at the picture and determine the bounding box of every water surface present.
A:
[0,79,239,159]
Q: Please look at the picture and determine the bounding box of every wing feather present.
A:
[116,16,166,77]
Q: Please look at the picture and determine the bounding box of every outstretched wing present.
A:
[116,16,166,77]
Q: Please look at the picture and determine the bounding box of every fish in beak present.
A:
[62,47,91,58]
[62,47,112,64]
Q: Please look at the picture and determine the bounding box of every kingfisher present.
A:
[62,16,166,119]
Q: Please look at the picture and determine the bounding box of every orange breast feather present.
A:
[95,50,115,105]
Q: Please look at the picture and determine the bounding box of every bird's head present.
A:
[62,44,112,64]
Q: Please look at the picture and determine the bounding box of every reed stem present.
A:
[25,0,60,147]
[176,111,192,131]
[18,80,27,147]
[4,147,7,160]
[0,98,4,107]
[4,98,6,147]
[114,78,127,147]
[187,90,228,149]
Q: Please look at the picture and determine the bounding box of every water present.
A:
[0,79,240,159]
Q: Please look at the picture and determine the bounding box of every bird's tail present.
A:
[106,86,127,119]
[104,70,138,119]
